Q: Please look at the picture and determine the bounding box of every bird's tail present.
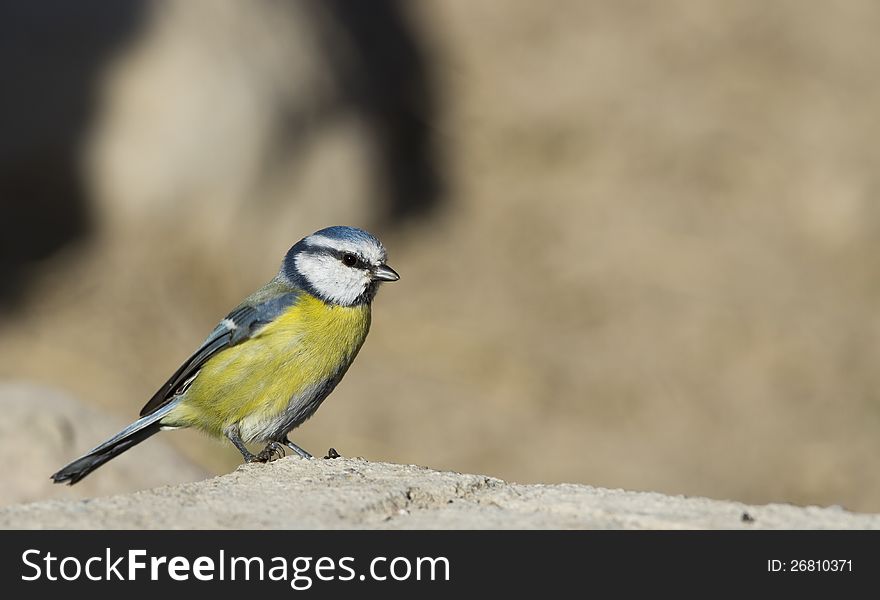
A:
[51,402,177,485]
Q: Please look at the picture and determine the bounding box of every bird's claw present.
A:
[283,438,313,459]
[251,441,286,463]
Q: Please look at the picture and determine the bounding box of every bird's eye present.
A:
[342,253,358,267]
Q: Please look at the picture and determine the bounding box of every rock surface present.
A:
[1,456,877,529]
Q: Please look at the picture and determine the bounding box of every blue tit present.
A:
[52,226,399,484]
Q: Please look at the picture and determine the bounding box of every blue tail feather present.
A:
[51,401,178,485]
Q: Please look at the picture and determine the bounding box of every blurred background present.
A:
[2,0,880,512]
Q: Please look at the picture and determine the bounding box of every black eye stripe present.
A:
[331,249,365,268]
[298,246,369,268]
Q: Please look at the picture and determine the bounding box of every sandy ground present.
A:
[3,0,880,513]
[2,457,877,529]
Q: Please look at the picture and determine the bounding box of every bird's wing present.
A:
[138,290,302,417]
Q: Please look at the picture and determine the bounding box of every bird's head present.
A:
[282,226,399,306]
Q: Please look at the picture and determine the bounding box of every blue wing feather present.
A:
[138,290,301,417]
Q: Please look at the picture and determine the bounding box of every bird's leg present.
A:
[255,441,286,463]
[283,436,313,459]
[225,426,259,463]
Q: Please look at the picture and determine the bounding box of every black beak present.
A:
[372,264,400,281]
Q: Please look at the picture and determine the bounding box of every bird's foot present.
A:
[251,441,286,463]
[324,447,341,459]
[283,438,313,459]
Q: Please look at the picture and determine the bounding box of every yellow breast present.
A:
[165,294,371,439]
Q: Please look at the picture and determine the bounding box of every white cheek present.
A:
[294,253,369,305]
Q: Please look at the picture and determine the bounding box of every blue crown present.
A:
[311,226,381,247]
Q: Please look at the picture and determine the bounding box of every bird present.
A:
[51,225,399,485]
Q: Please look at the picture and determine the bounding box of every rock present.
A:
[1,457,876,529]
[0,382,208,506]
